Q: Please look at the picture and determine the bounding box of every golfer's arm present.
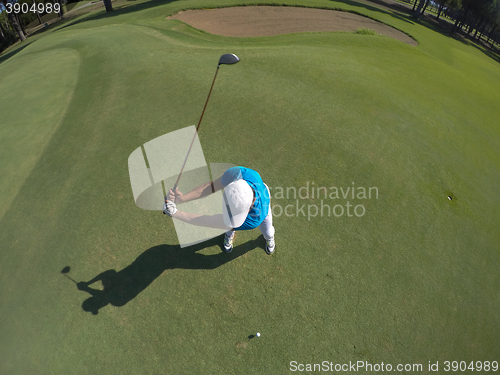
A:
[85,273,104,285]
[172,211,230,230]
[181,176,224,202]
[85,270,115,285]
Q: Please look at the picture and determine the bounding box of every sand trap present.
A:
[167,6,417,46]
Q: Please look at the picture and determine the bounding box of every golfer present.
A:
[163,166,275,254]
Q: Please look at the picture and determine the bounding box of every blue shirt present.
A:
[221,167,270,230]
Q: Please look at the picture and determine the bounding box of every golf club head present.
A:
[61,266,77,284]
[218,53,239,66]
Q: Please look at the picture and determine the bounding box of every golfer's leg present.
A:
[259,184,275,240]
[259,206,275,240]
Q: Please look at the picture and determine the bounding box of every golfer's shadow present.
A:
[76,236,264,315]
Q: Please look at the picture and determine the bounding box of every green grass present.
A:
[0,0,499,374]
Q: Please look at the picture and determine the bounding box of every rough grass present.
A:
[355,27,377,34]
[0,0,499,374]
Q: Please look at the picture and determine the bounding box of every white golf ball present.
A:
[256,332,261,337]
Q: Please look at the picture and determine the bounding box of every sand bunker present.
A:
[167,6,417,46]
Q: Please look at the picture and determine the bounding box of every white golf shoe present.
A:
[265,237,275,255]
[223,231,235,253]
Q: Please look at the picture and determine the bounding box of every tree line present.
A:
[410,0,500,45]
[0,0,112,53]
[1,0,499,54]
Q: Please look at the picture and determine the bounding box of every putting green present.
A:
[0,0,499,374]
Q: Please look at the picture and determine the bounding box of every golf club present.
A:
[61,266,77,284]
[167,53,240,203]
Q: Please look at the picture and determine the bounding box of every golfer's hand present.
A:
[163,200,178,217]
[167,187,183,203]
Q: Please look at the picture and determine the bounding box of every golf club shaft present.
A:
[172,66,220,191]
[63,273,77,284]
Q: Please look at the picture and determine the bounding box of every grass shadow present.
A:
[342,0,500,63]
[73,235,265,315]
[55,0,180,32]
[415,15,500,64]
[367,0,500,61]
[330,0,416,26]
[0,42,34,65]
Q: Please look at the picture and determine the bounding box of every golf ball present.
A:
[256,332,261,337]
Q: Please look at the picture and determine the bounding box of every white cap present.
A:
[222,179,253,228]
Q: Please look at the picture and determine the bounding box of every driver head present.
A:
[218,53,240,66]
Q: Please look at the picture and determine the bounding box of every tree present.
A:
[15,12,26,34]
[466,0,496,37]
[450,0,500,45]
[451,0,475,33]
[413,0,427,17]
[435,0,451,18]
[478,0,499,39]
[103,0,112,12]
[0,0,26,41]
[485,0,500,43]
[55,0,64,19]
[420,0,432,14]
[487,23,499,44]
[0,14,16,52]
[0,14,7,42]
[32,0,43,25]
